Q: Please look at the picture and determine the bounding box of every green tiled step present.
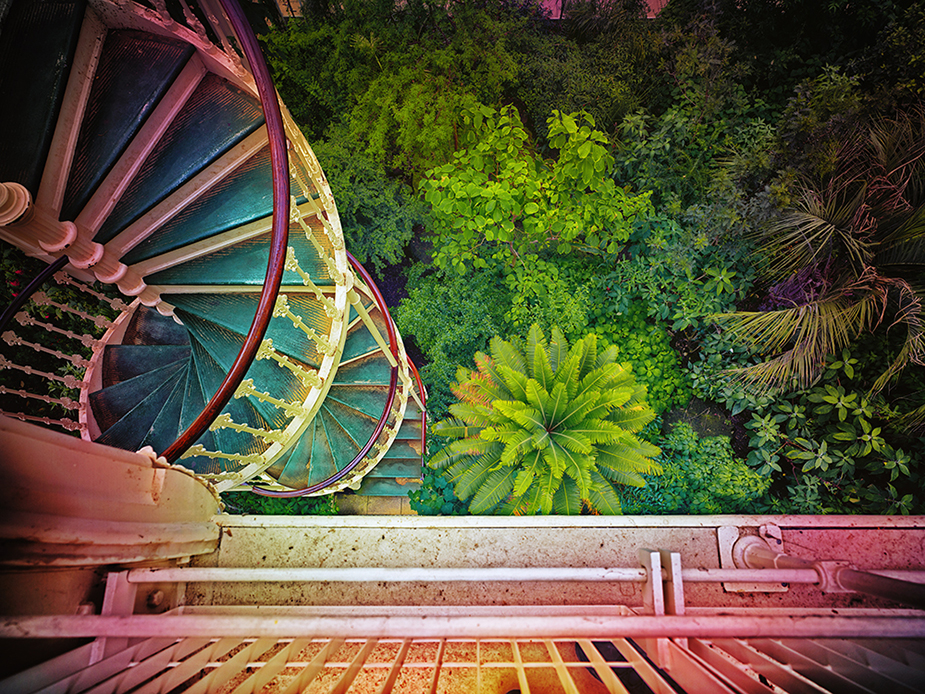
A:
[366,456,422,478]
[354,475,421,497]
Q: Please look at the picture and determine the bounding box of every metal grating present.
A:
[2,635,684,694]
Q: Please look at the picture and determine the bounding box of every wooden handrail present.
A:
[162,0,289,464]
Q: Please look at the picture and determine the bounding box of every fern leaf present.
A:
[596,440,662,475]
[501,428,535,466]
[607,403,657,432]
[536,467,561,514]
[573,333,598,379]
[490,335,526,374]
[451,454,496,500]
[497,364,529,401]
[525,323,548,380]
[432,417,481,440]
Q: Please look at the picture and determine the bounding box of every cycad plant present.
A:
[430,324,661,515]
[717,109,925,397]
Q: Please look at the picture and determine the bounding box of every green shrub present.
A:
[221,491,339,515]
[621,423,770,514]
[395,265,510,421]
[590,304,692,415]
[313,125,425,271]
[408,464,468,516]
[431,324,660,515]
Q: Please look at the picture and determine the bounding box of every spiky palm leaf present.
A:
[430,324,660,515]
[718,109,925,397]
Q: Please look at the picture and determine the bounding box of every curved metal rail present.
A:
[249,253,402,497]
[161,0,290,464]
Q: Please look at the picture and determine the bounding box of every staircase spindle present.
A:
[255,339,323,389]
[14,312,100,350]
[284,247,338,317]
[209,412,290,444]
[272,294,337,356]
[52,272,129,312]
[30,292,113,331]
[234,378,307,417]
[1,331,91,369]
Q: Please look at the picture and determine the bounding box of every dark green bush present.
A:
[221,491,339,515]
[408,464,468,516]
[621,422,770,514]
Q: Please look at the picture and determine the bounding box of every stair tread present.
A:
[179,312,306,429]
[176,359,220,474]
[94,362,187,451]
[320,398,377,454]
[188,334,271,464]
[95,72,264,244]
[0,0,85,194]
[102,344,190,388]
[279,418,330,488]
[333,351,393,386]
[143,222,331,286]
[170,295,326,368]
[62,30,194,220]
[124,305,190,346]
[355,476,421,497]
[122,147,314,265]
[366,457,422,478]
[341,304,388,362]
[323,386,391,420]
[139,363,189,453]
[90,359,186,433]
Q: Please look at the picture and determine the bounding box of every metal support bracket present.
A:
[717,525,788,593]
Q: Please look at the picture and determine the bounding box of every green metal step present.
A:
[89,359,186,433]
[144,223,331,286]
[94,362,187,451]
[0,0,85,194]
[102,344,190,388]
[123,305,190,346]
[61,30,194,219]
[170,294,326,368]
[94,73,264,244]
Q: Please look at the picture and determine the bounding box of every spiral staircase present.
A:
[0,0,424,503]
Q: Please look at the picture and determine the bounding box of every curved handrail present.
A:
[0,255,69,335]
[406,358,427,456]
[161,0,289,464]
[249,253,402,497]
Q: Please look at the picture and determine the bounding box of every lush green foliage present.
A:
[394,266,510,421]
[222,491,339,515]
[719,108,925,394]
[622,423,770,515]
[422,106,653,272]
[431,324,660,515]
[313,125,425,270]
[590,304,692,416]
[408,465,469,516]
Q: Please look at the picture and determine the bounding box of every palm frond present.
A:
[573,333,598,379]
[497,364,529,401]
[431,416,481,440]
[525,323,548,381]
[536,467,561,515]
[490,335,526,375]
[549,429,593,454]
[595,461,647,487]
[469,466,517,514]
[596,440,662,475]
[448,401,496,427]
[607,403,657,432]
[500,428,535,466]
[553,353,582,401]
[548,325,568,373]
[454,448,502,499]
[553,477,584,515]
[580,387,634,421]
[595,343,620,370]
[525,379,552,423]
[588,470,622,515]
